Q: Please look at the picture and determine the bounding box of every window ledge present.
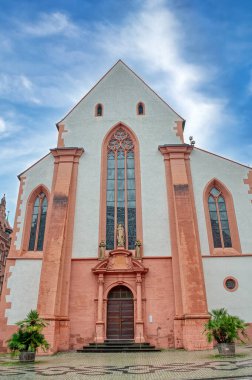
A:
[211,248,241,256]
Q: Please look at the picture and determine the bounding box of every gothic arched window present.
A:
[137,102,144,115]
[106,128,136,250]
[28,192,48,251]
[96,103,103,117]
[208,187,232,248]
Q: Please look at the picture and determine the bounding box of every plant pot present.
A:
[19,351,36,362]
[217,343,235,356]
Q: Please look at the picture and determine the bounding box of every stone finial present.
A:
[0,194,6,218]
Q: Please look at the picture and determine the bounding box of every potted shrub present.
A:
[7,310,49,362]
[204,308,248,356]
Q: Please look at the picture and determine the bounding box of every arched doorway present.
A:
[107,285,134,340]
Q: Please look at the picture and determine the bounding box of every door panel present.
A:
[107,286,134,340]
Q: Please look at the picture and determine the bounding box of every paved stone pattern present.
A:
[1,347,252,379]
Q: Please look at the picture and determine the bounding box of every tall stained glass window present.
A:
[28,192,48,251]
[208,187,232,248]
[106,128,136,250]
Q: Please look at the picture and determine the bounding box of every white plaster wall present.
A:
[15,154,54,250]
[190,149,252,255]
[203,257,252,321]
[64,62,182,258]
[5,260,42,325]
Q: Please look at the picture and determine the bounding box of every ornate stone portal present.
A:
[92,249,148,343]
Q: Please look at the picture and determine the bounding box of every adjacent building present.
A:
[0,195,12,297]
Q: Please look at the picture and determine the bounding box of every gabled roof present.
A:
[56,59,185,128]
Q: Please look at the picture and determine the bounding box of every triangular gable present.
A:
[56,59,185,128]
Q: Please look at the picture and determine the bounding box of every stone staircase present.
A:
[77,340,160,353]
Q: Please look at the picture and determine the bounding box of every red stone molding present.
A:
[173,121,184,143]
[159,144,211,350]
[57,124,67,148]
[0,259,17,351]
[37,147,84,353]
[11,176,26,255]
[244,170,252,203]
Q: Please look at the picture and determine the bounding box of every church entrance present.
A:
[107,285,134,340]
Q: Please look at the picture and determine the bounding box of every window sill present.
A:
[211,248,241,256]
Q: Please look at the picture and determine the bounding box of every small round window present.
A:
[223,277,238,292]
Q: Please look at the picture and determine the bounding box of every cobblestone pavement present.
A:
[1,346,252,379]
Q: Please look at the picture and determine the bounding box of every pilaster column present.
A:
[37,147,84,353]
[135,273,145,343]
[159,144,210,350]
[95,274,105,343]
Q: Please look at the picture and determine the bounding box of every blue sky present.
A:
[1,0,252,224]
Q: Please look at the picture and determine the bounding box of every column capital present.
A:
[158,144,193,160]
[50,147,84,163]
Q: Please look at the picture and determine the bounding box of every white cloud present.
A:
[96,0,233,148]
[22,12,79,37]
[0,74,41,104]
[0,117,6,133]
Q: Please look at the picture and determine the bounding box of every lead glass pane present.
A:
[127,168,135,179]
[210,187,220,196]
[127,151,136,249]
[107,169,115,180]
[28,196,40,250]
[117,169,125,179]
[218,197,232,247]
[37,196,47,251]
[208,195,221,248]
[106,204,115,250]
[106,152,115,249]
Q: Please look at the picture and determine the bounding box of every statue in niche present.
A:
[117,224,125,247]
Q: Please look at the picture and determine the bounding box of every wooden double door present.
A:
[107,286,134,340]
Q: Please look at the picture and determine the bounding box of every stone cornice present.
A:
[158,144,193,159]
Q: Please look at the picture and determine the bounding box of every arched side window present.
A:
[204,179,241,255]
[95,103,103,117]
[137,102,145,115]
[106,128,136,250]
[208,187,231,248]
[28,192,48,251]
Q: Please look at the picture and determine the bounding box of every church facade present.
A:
[0,61,252,353]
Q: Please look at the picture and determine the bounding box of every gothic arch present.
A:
[99,122,143,253]
[22,184,50,252]
[203,178,241,255]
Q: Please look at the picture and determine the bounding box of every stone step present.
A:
[89,342,152,347]
[77,347,161,353]
[87,344,156,349]
[77,340,160,353]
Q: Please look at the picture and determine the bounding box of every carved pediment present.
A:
[92,249,148,274]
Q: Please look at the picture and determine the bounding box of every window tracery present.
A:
[106,128,136,250]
